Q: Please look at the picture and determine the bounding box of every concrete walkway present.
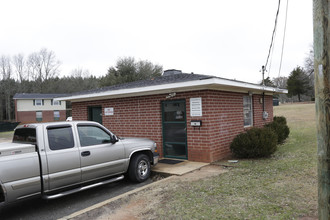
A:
[152,159,209,175]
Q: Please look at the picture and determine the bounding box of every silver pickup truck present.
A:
[0,121,159,208]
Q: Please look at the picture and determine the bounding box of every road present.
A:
[1,177,155,220]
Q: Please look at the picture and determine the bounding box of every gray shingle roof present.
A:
[72,72,272,97]
[66,73,220,97]
[13,93,68,99]
[57,72,287,101]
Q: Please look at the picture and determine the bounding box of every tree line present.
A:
[0,47,314,122]
[0,49,163,121]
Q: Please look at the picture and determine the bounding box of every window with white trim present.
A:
[34,99,44,106]
[54,111,60,121]
[243,96,253,127]
[36,111,43,122]
[52,100,61,106]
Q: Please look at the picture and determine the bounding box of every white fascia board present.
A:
[56,78,288,102]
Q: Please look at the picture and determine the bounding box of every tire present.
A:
[128,154,151,183]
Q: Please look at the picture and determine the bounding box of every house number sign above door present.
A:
[190,97,202,117]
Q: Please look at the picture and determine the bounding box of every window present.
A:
[243,96,253,127]
[34,99,44,106]
[47,126,74,150]
[13,128,36,143]
[78,125,111,147]
[54,111,60,121]
[36,111,42,122]
[52,100,61,106]
[163,102,185,122]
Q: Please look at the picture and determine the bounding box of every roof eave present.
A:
[56,78,288,102]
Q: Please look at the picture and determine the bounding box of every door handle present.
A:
[81,151,91,157]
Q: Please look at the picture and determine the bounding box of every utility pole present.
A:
[261,65,266,86]
[313,0,330,219]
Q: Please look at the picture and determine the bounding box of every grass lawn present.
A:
[0,131,14,140]
[155,103,317,219]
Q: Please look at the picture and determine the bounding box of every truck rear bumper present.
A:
[153,153,159,166]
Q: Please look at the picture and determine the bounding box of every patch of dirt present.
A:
[179,164,227,181]
[95,198,143,220]
[74,165,225,220]
[298,217,318,220]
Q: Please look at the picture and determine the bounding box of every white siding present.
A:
[17,99,66,111]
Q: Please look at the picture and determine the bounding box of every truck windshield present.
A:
[13,128,36,143]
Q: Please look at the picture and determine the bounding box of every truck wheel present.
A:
[129,154,151,183]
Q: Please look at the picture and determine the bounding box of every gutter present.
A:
[55,78,288,102]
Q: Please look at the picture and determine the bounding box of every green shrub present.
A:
[265,117,290,144]
[273,116,287,125]
[230,127,278,158]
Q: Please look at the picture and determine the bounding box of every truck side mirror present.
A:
[110,134,119,144]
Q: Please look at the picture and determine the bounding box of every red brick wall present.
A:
[16,110,66,124]
[198,91,246,162]
[72,90,274,162]
[253,94,273,127]
[15,100,18,122]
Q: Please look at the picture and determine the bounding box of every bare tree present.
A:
[13,53,26,82]
[0,55,13,120]
[27,48,61,81]
[0,49,62,120]
[305,46,314,76]
[70,67,91,78]
[27,48,61,92]
[39,48,61,81]
[272,76,288,89]
[272,76,289,103]
[27,52,42,81]
[304,47,315,99]
[0,55,12,80]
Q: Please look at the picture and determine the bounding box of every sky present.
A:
[1,0,313,84]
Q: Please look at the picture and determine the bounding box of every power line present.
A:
[267,28,277,78]
[278,0,289,77]
[264,0,281,70]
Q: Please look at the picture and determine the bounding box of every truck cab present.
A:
[0,121,158,207]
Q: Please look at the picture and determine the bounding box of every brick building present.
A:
[58,70,287,163]
[14,93,67,124]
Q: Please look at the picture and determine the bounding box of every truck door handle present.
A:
[81,151,91,157]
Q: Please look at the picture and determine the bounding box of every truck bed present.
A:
[0,142,36,157]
